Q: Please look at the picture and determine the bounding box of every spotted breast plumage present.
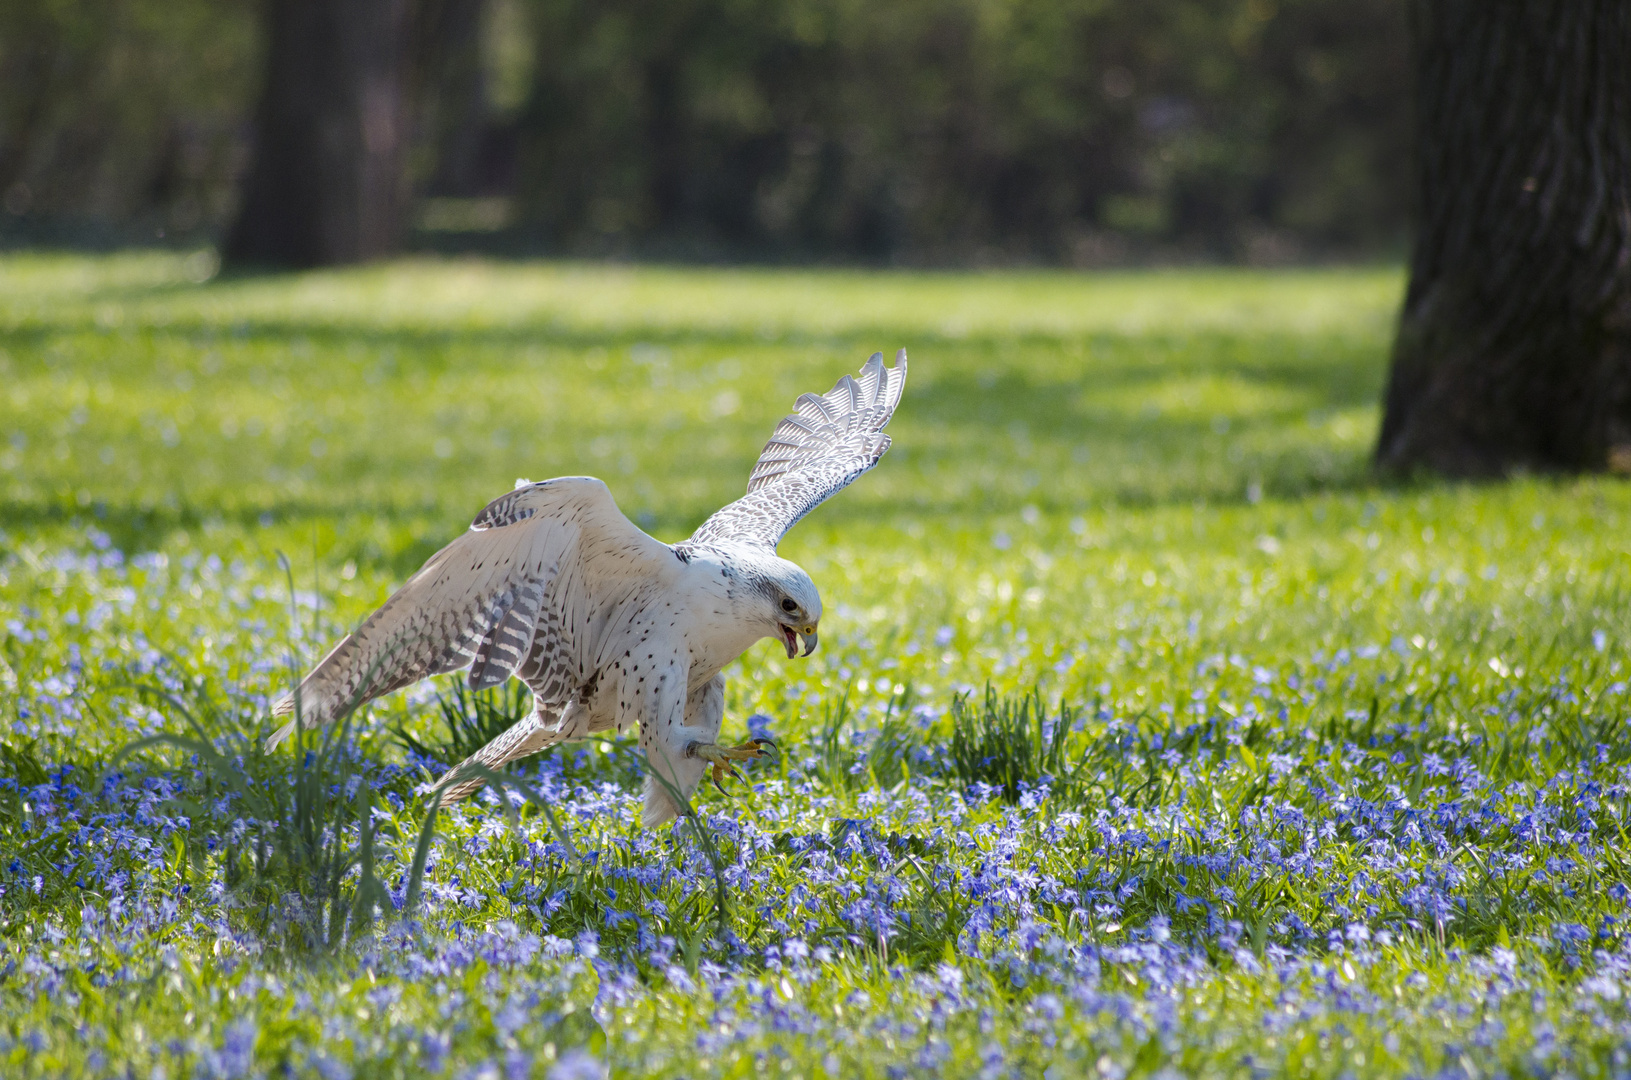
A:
[267,350,907,825]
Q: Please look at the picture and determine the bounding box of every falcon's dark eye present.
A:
[781,598,798,613]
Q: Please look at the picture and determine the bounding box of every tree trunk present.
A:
[223,0,413,268]
[418,0,490,197]
[1376,1,1631,475]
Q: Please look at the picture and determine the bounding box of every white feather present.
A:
[265,353,907,824]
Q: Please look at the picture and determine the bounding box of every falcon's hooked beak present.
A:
[780,624,819,658]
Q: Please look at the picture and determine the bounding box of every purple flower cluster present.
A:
[5,527,1631,1074]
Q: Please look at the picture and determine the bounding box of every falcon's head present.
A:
[749,554,822,658]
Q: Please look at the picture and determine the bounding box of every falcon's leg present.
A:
[641,673,723,827]
[688,740,775,795]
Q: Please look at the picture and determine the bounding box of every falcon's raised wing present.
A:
[266,477,675,748]
[681,350,906,554]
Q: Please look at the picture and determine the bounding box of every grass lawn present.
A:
[3,252,1631,1077]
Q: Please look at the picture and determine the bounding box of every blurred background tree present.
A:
[518,0,1408,262]
[0,0,256,243]
[223,0,415,267]
[1377,0,1631,476]
[0,0,1408,264]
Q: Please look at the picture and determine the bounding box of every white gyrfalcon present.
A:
[266,351,906,825]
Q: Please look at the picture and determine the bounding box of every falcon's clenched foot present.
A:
[689,738,775,794]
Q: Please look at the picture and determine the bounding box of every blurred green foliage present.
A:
[0,0,1406,261]
[0,0,256,241]
[521,0,1409,261]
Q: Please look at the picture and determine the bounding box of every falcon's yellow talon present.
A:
[709,760,745,795]
[691,739,775,797]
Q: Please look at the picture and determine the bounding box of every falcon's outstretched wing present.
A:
[682,350,906,553]
[266,477,675,749]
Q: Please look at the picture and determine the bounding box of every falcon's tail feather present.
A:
[429,703,576,802]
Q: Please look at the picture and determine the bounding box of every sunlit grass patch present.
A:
[110,678,402,951]
[4,253,1631,1077]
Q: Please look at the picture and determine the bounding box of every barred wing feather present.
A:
[266,477,673,749]
[683,349,906,553]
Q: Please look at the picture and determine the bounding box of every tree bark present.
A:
[223,0,413,268]
[417,0,490,197]
[1377,1,1631,476]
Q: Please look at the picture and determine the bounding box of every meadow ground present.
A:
[2,252,1631,1077]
